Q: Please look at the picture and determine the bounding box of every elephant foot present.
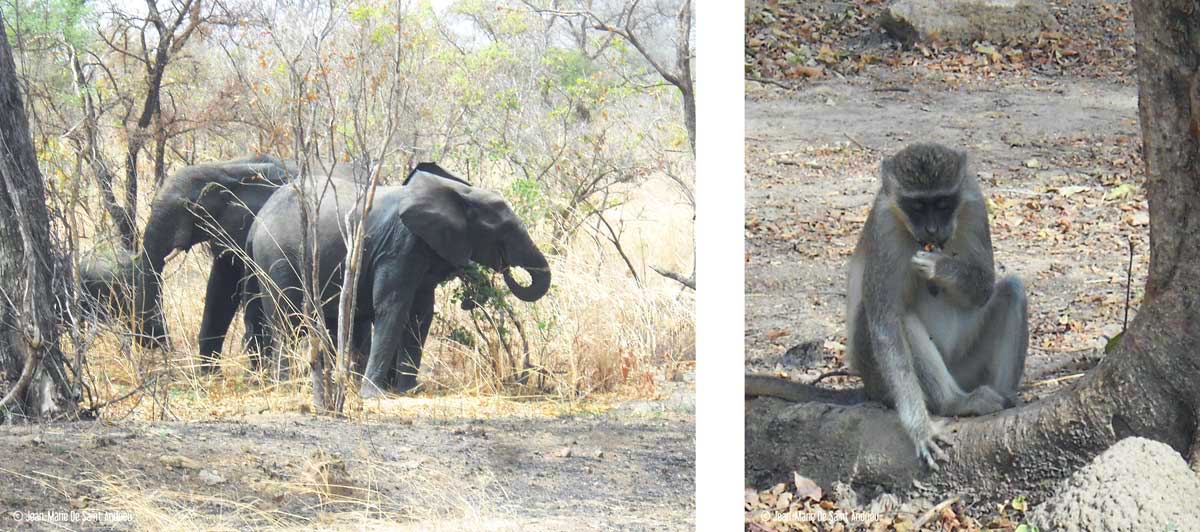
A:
[271,357,292,383]
[197,355,221,375]
[247,355,261,372]
[390,375,420,395]
[136,333,172,352]
[241,337,264,361]
[359,380,388,399]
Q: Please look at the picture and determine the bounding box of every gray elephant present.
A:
[133,155,298,368]
[244,163,551,397]
[135,155,369,370]
[77,251,139,321]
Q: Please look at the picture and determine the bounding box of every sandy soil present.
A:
[0,381,694,531]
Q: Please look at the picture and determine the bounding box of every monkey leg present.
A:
[904,314,1006,417]
[953,276,1028,405]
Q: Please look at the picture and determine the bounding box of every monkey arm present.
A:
[862,263,948,467]
[928,253,994,308]
[931,199,998,308]
[867,322,947,468]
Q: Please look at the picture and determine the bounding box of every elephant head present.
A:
[398,164,551,302]
[133,155,292,345]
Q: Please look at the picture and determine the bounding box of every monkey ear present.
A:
[879,158,897,195]
[952,148,970,173]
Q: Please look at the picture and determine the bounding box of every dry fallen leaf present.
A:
[745,487,760,509]
[793,471,823,501]
[767,329,790,342]
[789,65,824,78]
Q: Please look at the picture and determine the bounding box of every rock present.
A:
[85,432,135,449]
[830,482,858,508]
[1029,437,1200,532]
[879,0,1057,46]
[554,446,574,458]
[867,493,901,515]
[159,455,202,470]
[198,470,224,486]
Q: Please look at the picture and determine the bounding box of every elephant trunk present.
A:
[132,215,180,349]
[502,239,551,302]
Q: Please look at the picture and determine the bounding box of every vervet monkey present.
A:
[848,143,1027,468]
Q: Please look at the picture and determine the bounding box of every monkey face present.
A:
[898,194,958,248]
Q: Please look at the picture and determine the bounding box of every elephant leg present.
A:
[262,260,305,382]
[391,284,435,394]
[198,254,244,374]
[275,285,307,382]
[351,318,372,379]
[241,270,267,370]
[241,303,262,368]
[252,275,281,376]
[361,248,430,399]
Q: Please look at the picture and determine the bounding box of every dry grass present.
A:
[80,451,506,531]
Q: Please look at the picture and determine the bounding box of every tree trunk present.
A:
[745,1,1200,505]
[69,51,136,250]
[0,15,76,420]
[124,143,142,248]
[676,0,694,155]
[122,44,171,251]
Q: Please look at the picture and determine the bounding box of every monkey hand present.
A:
[908,417,951,470]
[911,250,940,280]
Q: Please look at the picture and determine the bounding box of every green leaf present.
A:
[1011,495,1028,512]
[1105,182,1137,201]
[1105,332,1123,354]
[1053,185,1088,197]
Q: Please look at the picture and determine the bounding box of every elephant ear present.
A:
[403,162,472,187]
[396,176,472,267]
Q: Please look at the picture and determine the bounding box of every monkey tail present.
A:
[745,374,865,406]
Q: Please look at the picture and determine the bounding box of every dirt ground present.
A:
[745,69,1149,402]
[0,380,694,531]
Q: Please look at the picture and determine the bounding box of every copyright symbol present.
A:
[10,511,21,521]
